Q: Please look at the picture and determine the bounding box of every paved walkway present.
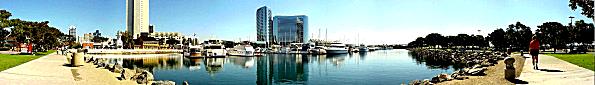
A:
[0,54,75,85]
[517,54,594,85]
[0,53,138,85]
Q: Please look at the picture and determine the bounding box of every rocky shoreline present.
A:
[75,54,177,85]
[406,48,509,85]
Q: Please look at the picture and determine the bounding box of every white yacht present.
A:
[204,44,226,57]
[185,46,204,58]
[311,46,327,54]
[326,43,349,54]
[227,44,255,57]
[288,43,314,54]
[359,44,369,52]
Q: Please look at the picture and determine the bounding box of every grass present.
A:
[0,50,56,71]
[546,54,595,71]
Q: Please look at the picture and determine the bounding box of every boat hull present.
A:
[187,52,203,58]
[228,51,255,57]
[326,50,348,54]
[359,48,369,52]
[205,52,226,57]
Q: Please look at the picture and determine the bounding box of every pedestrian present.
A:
[529,35,540,70]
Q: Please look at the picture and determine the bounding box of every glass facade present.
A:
[273,15,309,45]
[256,6,272,43]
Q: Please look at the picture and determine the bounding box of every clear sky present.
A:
[1,0,592,44]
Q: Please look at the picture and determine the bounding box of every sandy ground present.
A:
[73,60,138,85]
[0,53,140,85]
[437,55,525,85]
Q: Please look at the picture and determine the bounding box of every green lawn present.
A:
[547,54,595,71]
[0,50,56,71]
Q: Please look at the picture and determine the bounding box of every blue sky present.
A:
[1,0,592,44]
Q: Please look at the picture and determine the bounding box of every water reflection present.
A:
[184,58,202,70]
[258,54,311,84]
[204,58,225,76]
[407,52,463,70]
[93,54,184,72]
[229,56,255,68]
[92,49,454,85]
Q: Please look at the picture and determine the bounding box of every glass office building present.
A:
[272,15,309,45]
[256,6,273,43]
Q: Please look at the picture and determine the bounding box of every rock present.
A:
[467,67,487,75]
[131,69,152,84]
[439,73,452,81]
[421,79,432,85]
[409,80,421,85]
[120,69,127,80]
[107,64,115,70]
[183,81,189,85]
[430,76,440,83]
[134,73,148,84]
[145,70,154,82]
[151,80,175,85]
[113,64,124,73]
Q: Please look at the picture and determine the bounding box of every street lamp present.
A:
[569,16,575,27]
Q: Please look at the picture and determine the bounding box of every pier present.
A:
[86,49,182,54]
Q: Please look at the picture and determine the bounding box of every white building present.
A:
[68,25,77,42]
[150,32,184,40]
[126,0,150,39]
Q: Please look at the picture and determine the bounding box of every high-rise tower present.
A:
[257,6,273,43]
[126,0,150,39]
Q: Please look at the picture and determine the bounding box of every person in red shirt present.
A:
[529,35,540,70]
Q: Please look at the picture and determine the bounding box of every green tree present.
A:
[165,37,179,48]
[538,22,568,52]
[572,20,595,48]
[488,28,507,51]
[569,0,594,20]
[424,33,445,48]
[91,36,108,42]
[504,22,533,51]
[120,31,134,49]
[407,37,426,47]
[455,34,470,48]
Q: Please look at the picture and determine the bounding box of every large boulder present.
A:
[438,73,453,81]
[132,69,154,84]
[113,64,124,73]
[151,80,175,85]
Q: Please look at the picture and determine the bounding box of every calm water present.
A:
[95,49,454,85]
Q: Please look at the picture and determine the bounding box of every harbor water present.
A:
[94,49,455,85]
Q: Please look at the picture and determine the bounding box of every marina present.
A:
[91,49,455,84]
[1,0,593,85]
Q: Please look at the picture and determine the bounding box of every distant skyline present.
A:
[1,0,592,44]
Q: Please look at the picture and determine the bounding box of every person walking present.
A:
[529,35,540,70]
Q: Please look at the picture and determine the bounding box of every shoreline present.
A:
[436,55,525,85]
[406,48,518,84]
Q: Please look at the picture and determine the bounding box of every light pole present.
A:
[569,16,575,50]
[569,16,575,27]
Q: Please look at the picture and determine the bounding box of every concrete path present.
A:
[0,54,76,85]
[517,54,594,85]
[0,53,139,85]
